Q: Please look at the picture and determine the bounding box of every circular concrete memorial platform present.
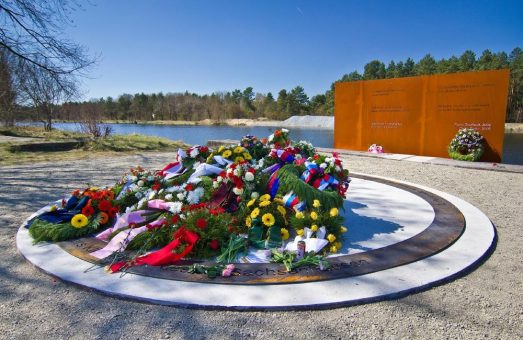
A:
[17,173,495,310]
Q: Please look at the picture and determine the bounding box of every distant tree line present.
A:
[56,85,314,123]
[2,47,523,127]
[56,48,523,124]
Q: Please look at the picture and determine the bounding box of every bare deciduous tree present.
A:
[19,64,78,130]
[0,0,95,128]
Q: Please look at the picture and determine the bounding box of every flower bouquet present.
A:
[368,144,384,154]
[26,129,351,275]
[448,128,485,162]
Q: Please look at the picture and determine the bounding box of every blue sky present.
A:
[66,0,523,100]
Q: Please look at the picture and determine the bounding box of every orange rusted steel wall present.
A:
[334,69,510,162]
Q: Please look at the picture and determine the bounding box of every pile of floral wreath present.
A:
[26,129,350,276]
[448,128,485,162]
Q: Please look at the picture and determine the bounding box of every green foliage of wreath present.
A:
[29,213,104,243]
[448,128,485,162]
[448,147,484,162]
[276,164,343,211]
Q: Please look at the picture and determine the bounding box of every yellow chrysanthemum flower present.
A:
[327,234,336,243]
[274,198,284,205]
[310,211,318,220]
[281,228,290,240]
[311,224,318,232]
[71,214,89,229]
[259,200,271,207]
[243,152,252,160]
[247,199,256,207]
[340,226,348,233]
[222,150,232,158]
[277,205,286,216]
[295,211,304,219]
[245,216,252,228]
[330,207,339,217]
[330,245,338,253]
[234,146,244,154]
[234,156,245,163]
[259,194,271,202]
[313,199,321,208]
[218,146,225,153]
[335,241,342,249]
[250,207,260,218]
[262,213,275,227]
[296,229,304,236]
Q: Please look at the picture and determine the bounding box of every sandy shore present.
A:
[1,153,522,339]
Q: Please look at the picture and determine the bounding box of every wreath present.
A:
[448,128,485,162]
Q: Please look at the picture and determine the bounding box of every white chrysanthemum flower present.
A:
[212,181,219,189]
[319,163,327,169]
[258,159,264,167]
[189,148,199,158]
[188,177,202,184]
[233,169,240,177]
[295,154,302,160]
[128,175,138,182]
[232,187,243,195]
[216,176,223,183]
[194,187,205,197]
[251,192,259,199]
[165,193,173,201]
[187,191,201,204]
[244,172,255,181]
[135,192,143,199]
[177,192,186,201]
[169,202,183,214]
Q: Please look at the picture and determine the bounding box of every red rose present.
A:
[92,192,104,200]
[200,146,209,153]
[274,130,282,137]
[209,239,220,250]
[196,218,208,229]
[98,200,112,212]
[82,205,95,217]
[171,215,180,224]
[152,183,161,191]
[108,207,119,218]
[185,184,194,191]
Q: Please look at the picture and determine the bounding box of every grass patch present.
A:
[0,126,84,140]
[0,127,186,166]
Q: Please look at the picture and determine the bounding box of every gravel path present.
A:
[1,153,522,339]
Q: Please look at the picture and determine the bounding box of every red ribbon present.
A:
[109,227,199,273]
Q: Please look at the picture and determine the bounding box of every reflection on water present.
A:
[20,122,523,165]
[503,133,523,165]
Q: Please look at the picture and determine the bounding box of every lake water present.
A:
[27,122,523,165]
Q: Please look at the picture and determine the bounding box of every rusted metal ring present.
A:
[58,174,464,285]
